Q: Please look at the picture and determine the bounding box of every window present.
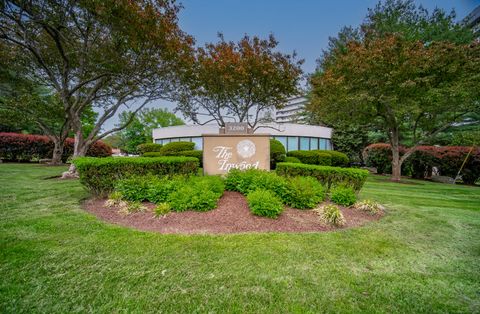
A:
[191,137,203,150]
[162,139,171,145]
[287,136,298,151]
[310,137,318,150]
[319,138,327,150]
[300,137,310,150]
[155,139,162,144]
[326,139,332,150]
[275,136,287,150]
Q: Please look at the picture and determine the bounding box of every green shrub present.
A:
[283,176,325,209]
[284,156,302,163]
[247,189,284,218]
[330,186,356,206]
[287,150,332,166]
[315,204,345,226]
[73,156,199,196]
[270,139,286,169]
[143,152,163,157]
[328,151,349,167]
[159,141,195,155]
[154,203,171,217]
[276,162,368,192]
[146,176,183,204]
[170,150,203,166]
[137,143,162,155]
[115,175,153,202]
[225,169,287,197]
[167,176,224,212]
[354,199,384,215]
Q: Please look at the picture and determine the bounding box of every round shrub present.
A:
[287,150,332,166]
[284,156,302,163]
[247,189,284,218]
[225,169,287,197]
[167,176,224,212]
[159,141,195,155]
[170,150,203,166]
[328,151,349,167]
[137,143,162,155]
[330,186,356,206]
[283,176,325,209]
[270,139,286,169]
[316,204,346,226]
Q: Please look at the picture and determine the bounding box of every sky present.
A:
[103,0,480,129]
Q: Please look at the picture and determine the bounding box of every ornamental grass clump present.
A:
[283,176,325,209]
[154,203,171,217]
[354,199,384,215]
[315,204,346,227]
[330,186,356,206]
[247,189,284,218]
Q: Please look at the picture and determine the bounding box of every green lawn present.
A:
[1,164,479,313]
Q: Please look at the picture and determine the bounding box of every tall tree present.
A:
[309,35,480,181]
[0,0,193,174]
[308,0,479,181]
[175,34,303,130]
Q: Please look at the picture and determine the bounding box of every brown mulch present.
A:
[82,191,383,235]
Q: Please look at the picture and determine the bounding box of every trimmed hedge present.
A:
[285,156,302,163]
[276,162,369,192]
[170,150,203,166]
[143,152,163,157]
[159,141,195,155]
[270,139,286,169]
[0,132,111,162]
[137,143,162,155]
[287,150,332,166]
[73,156,199,196]
[327,151,349,167]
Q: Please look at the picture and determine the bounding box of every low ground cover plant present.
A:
[73,156,198,196]
[276,162,368,192]
[247,189,284,218]
[315,204,346,226]
[354,199,384,215]
[330,186,356,206]
[167,176,224,211]
[283,176,325,209]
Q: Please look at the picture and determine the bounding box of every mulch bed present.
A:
[82,191,383,235]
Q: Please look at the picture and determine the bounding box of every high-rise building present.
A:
[275,96,308,124]
[463,5,480,39]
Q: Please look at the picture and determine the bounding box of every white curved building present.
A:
[152,123,333,152]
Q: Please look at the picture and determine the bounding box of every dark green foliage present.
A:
[115,176,153,202]
[159,141,195,155]
[331,124,370,163]
[146,176,183,204]
[225,169,287,197]
[73,157,199,196]
[330,186,356,206]
[137,143,162,155]
[247,189,284,218]
[328,151,349,167]
[270,139,286,169]
[167,176,224,212]
[287,150,332,166]
[284,156,302,163]
[276,162,369,192]
[169,150,203,166]
[143,152,163,157]
[283,176,325,209]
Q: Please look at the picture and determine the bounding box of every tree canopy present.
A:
[308,0,479,181]
[175,34,303,129]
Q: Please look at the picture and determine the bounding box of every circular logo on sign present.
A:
[237,140,256,158]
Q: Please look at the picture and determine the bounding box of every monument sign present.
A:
[203,124,270,175]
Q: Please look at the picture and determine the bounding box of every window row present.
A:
[154,136,332,152]
[271,136,331,152]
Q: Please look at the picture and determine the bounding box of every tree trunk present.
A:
[50,139,64,165]
[390,129,402,182]
[62,121,89,178]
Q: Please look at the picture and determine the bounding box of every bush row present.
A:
[137,143,162,155]
[73,156,199,196]
[363,143,480,184]
[276,162,369,192]
[287,150,349,167]
[0,132,111,162]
